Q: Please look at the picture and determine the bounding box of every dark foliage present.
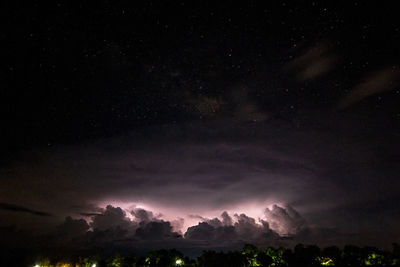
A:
[3,243,400,267]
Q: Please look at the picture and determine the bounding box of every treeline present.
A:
[6,243,400,267]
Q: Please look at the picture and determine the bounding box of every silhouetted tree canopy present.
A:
[2,243,400,266]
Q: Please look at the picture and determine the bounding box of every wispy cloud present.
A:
[284,43,338,80]
[0,202,52,217]
[338,67,400,109]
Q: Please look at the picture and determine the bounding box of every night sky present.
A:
[1,2,400,253]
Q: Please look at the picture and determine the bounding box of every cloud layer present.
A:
[28,204,316,252]
[1,119,399,248]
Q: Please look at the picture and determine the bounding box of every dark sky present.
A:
[1,1,400,252]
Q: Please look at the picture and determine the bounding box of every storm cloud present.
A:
[0,118,399,248]
[30,204,313,252]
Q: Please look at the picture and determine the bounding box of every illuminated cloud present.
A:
[1,119,399,248]
[131,208,156,223]
[91,205,137,233]
[264,204,306,236]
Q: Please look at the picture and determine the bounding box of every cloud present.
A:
[56,216,89,241]
[185,211,280,245]
[185,222,217,240]
[264,204,307,236]
[79,212,103,216]
[82,205,183,243]
[131,208,182,241]
[91,205,137,233]
[338,67,400,109]
[135,220,182,240]
[85,226,129,245]
[284,43,338,80]
[170,217,185,233]
[1,203,390,255]
[131,208,156,223]
[233,213,277,242]
[1,119,399,248]
[78,205,305,246]
[221,211,233,226]
[0,202,52,217]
